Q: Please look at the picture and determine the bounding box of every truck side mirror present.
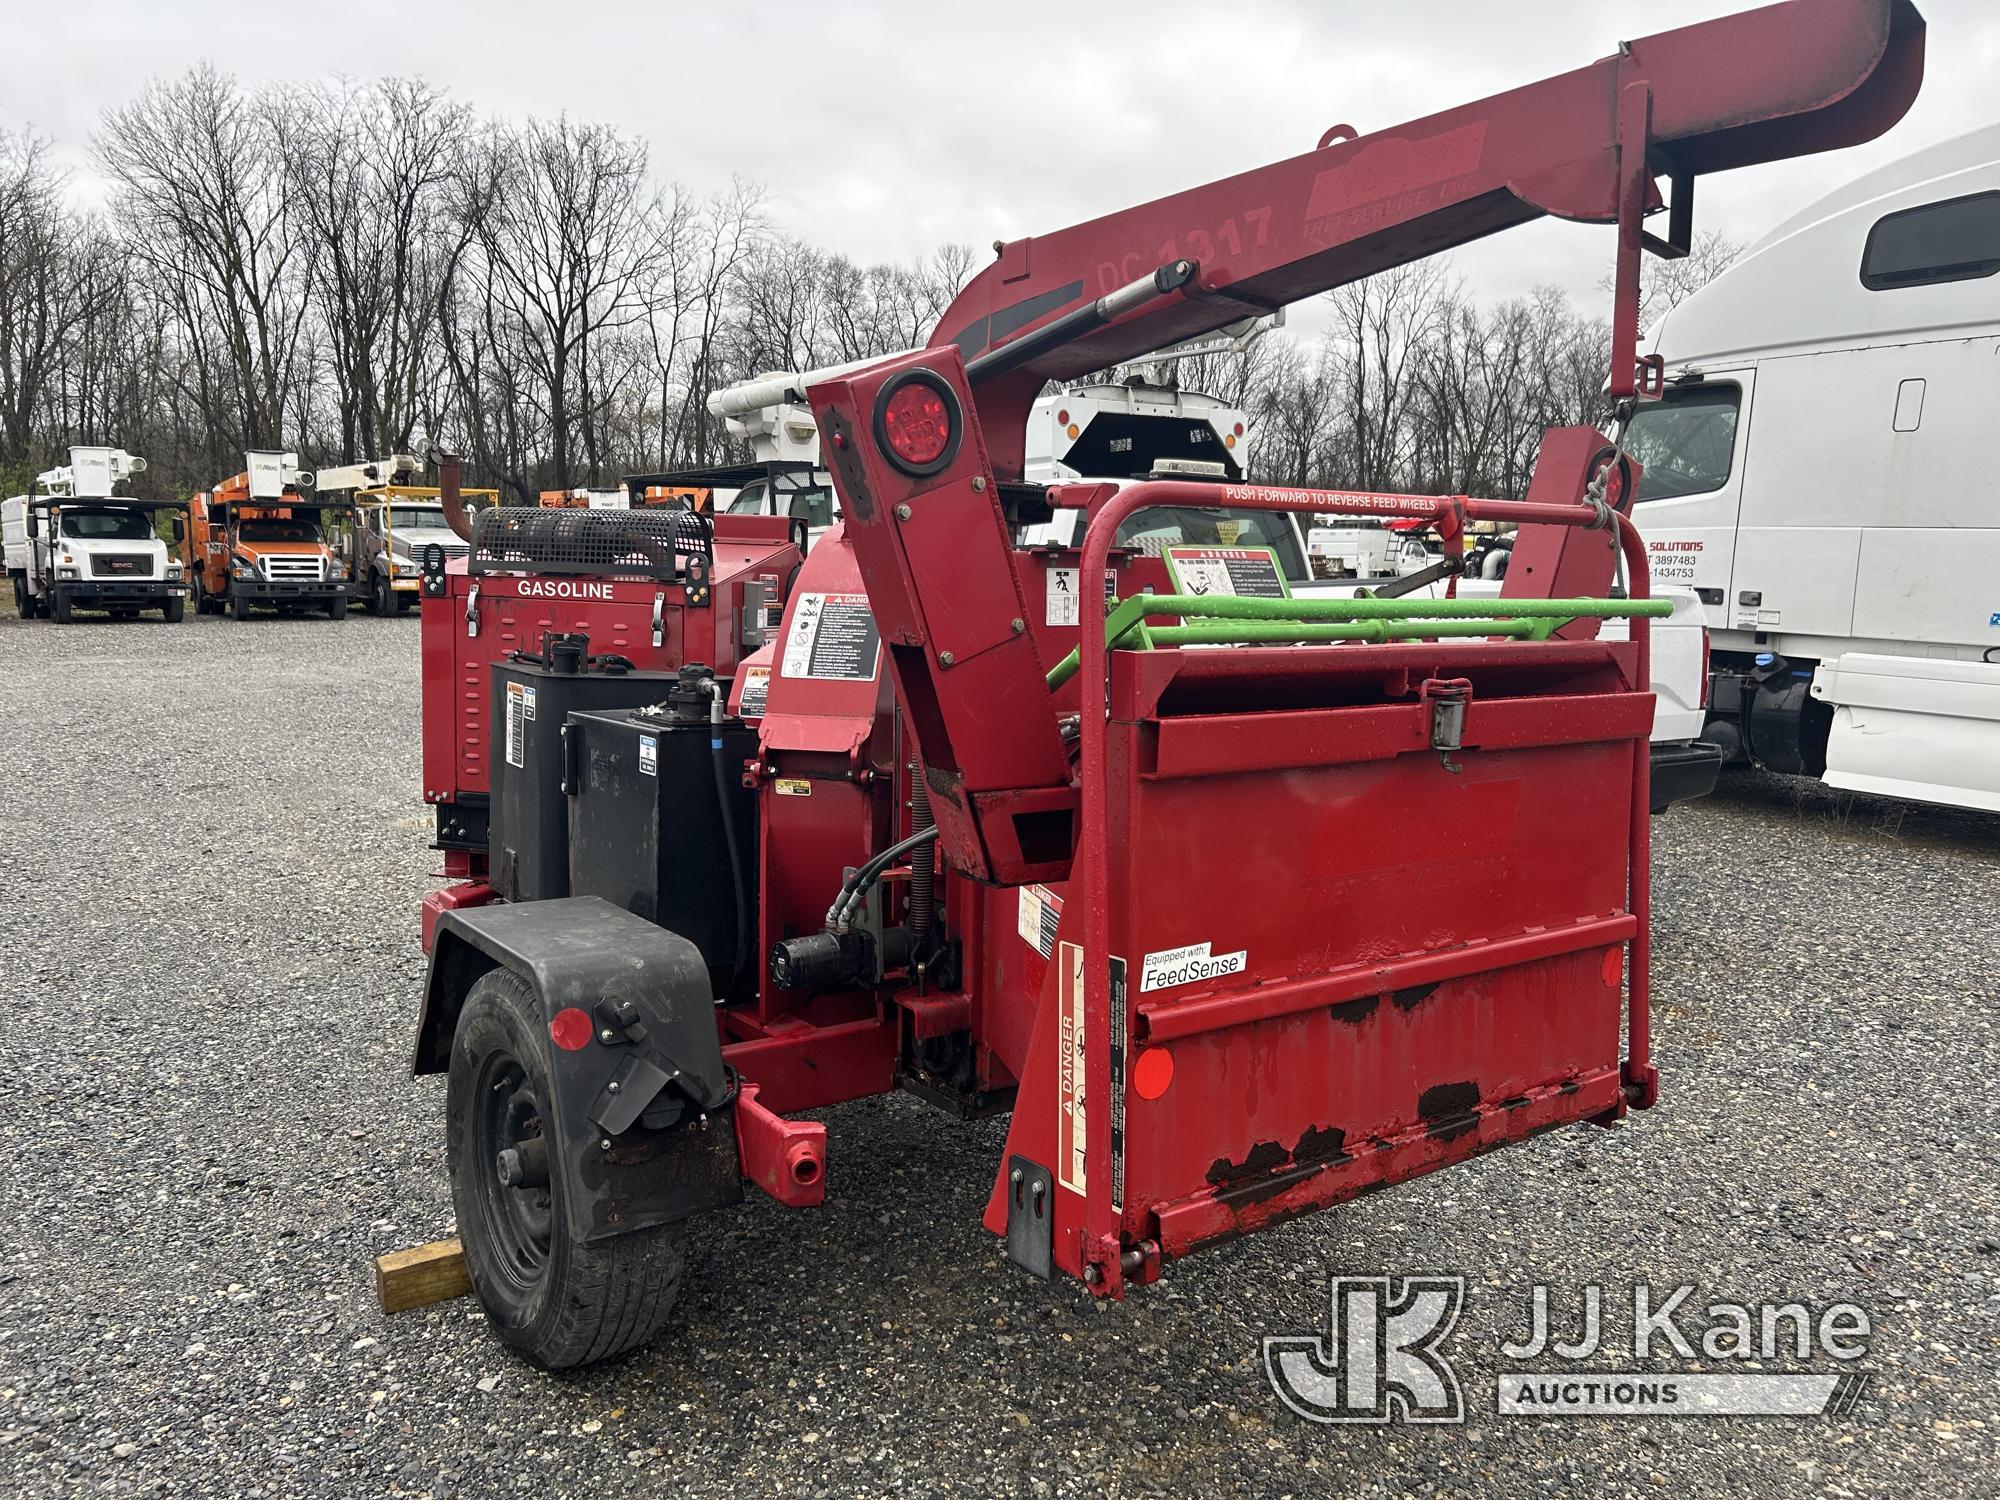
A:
[170,514,187,545]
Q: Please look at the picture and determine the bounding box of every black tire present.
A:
[369,571,391,616]
[446,968,688,1369]
[51,590,73,624]
[163,593,186,623]
[395,591,414,613]
[327,593,348,620]
[9,574,28,619]
[230,588,250,622]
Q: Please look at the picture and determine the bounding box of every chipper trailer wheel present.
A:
[445,967,690,1369]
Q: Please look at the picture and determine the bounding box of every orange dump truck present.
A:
[184,451,356,620]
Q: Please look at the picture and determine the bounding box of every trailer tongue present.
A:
[410,0,1923,1366]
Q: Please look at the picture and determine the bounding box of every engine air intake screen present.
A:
[469,506,713,580]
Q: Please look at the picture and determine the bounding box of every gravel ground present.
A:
[0,609,1995,1498]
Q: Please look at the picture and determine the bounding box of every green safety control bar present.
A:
[1044,593,1672,690]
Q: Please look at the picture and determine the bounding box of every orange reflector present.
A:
[1133,1046,1175,1100]
[1065,423,1080,441]
[1601,948,1623,987]
[1224,434,1237,448]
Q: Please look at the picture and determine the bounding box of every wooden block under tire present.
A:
[375,1238,472,1314]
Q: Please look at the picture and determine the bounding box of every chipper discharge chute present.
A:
[407,0,1923,1365]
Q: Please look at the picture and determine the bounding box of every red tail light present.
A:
[874,369,961,477]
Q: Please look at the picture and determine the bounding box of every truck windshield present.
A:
[1115,507,1307,579]
[60,508,153,541]
[1626,383,1741,501]
[386,507,445,531]
[725,482,767,515]
[239,518,322,543]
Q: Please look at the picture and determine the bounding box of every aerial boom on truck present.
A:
[411,0,1924,1368]
[4,447,187,623]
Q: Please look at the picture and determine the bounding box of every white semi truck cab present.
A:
[3,446,186,623]
[1630,124,2000,812]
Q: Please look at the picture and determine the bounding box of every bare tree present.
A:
[440,115,665,496]
[98,65,315,461]
[282,78,471,461]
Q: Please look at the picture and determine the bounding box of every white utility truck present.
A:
[3,446,185,623]
[1629,124,2000,812]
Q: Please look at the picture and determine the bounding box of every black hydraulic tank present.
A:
[488,656,679,903]
[565,704,760,998]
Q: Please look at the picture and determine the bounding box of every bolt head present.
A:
[938,651,955,667]
[895,503,912,521]
[599,1028,615,1043]
[606,1080,621,1094]
[971,475,986,493]
[1009,1167,1023,1186]
[598,1138,612,1152]
[1011,617,1024,634]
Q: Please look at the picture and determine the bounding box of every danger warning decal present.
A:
[1163,545,1289,599]
[737,664,770,718]
[1057,942,1086,1194]
[780,592,881,681]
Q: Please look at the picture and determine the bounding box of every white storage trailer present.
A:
[1629,124,2000,812]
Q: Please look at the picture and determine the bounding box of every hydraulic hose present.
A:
[704,683,753,980]
[827,826,942,934]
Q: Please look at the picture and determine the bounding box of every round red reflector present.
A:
[1601,948,1623,988]
[1133,1046,1175,1101]
[1056,408,1070,426]
[882,382,952,468]
[1233,422,1245,437]
[550,1007,594,1051]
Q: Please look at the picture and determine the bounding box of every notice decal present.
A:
[1017,884,1064,958]
[503,681,533,768]
[1139,940,1247,993]
[638,734,657,777]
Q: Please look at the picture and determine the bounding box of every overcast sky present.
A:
[13,0,1999,322]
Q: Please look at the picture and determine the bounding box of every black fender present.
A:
[417,895,742,1241]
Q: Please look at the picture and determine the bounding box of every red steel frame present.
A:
[1068,481,1657,1291]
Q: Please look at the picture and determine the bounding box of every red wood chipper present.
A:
[410,0,1922,1367]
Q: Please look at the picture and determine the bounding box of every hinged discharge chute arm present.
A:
[935,0,1923,478]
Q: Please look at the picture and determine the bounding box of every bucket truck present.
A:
[183,452,354,620]
[315,453,497,615]
[3,447,186,623]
